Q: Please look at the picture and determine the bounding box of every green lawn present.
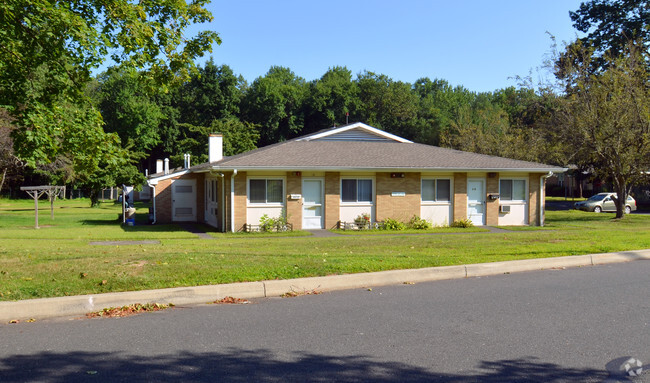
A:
[1,197,649,301]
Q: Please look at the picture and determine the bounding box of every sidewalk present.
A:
[2,249,649,323]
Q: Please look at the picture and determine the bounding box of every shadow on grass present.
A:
[81,219,119,226]
[0,350,611,383]
[546,211,624,224]
[80,219,187,233]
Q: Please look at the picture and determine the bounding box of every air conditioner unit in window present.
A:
[500,205,511,213]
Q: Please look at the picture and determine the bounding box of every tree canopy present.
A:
[555,42,650,217]
[0,0,220,204]
[570,0,649,68]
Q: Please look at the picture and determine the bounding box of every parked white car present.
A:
[574,193,637,214]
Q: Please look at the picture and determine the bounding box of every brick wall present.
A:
[486,174,499,226]
[234,171,247,231]
[529,173,542,225]
[324,172,340,229]
[223,172,233,231]
[375,172,420,222]
[286,172,302,230]
[153,173,203,224]
[453,173,467,222]
[155,178,172,223]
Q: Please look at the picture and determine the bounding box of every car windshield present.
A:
[588,194,607,201]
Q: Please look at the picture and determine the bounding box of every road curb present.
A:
[2,249,650,323]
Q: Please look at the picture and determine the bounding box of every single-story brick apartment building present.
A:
[147,122,566,231]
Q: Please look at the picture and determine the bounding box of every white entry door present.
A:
[172,179,197,222]
[302,179,324,229]
[467,179,485,226]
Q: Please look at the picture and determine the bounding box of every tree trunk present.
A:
[0,168,6,194]
[613,177,626,219]
[89,189,100,207]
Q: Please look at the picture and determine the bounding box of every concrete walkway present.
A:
[305,229,342,237]
[2,249,649,323]
[178,223,215,239]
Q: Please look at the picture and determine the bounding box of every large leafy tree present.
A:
[356,71,419,139]
[556,42,650,218]
[0,109,25,194]
[241,66,307,146]
[304,66,360,133]
[93,68,165,155]
[170,118,259,167]
[0,0,219,106]
[177,60,245,127]
[0,0,219,199]
[412,78,475,146]
[570,0,649,70]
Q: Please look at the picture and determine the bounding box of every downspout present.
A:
[540,172,553,227]
[147,181,156,224]
[221,174,225,231]
[230,169,238,233]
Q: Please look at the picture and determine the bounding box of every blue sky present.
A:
[190,1,585,93]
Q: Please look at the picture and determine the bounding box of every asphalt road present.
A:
[1,261,650,383]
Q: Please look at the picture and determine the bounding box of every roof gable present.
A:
[298,122,412,143]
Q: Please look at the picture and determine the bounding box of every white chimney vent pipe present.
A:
[183,153,191,169]
[164,158,169,175]
[209,134,223,163]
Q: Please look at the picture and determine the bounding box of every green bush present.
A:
[382,217,406,231]
[407,215,431,230]
[451,218,474,228]
[259,212,289,232]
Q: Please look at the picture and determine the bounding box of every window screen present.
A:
[421,179,435,201]
[436,179,451,201]
[249,179,266,203]
[357,179,372,202]
[500,179,526,201]
[342,179,372,203]
[341,179,357,202]
[422,179,450,202]
[266,180,283,203]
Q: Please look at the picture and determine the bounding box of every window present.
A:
[500,179,526,201]
[421,179,451,202]
[341,179,373,203]
[249,179,283,204]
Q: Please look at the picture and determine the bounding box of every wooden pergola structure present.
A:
[20,185,66,229]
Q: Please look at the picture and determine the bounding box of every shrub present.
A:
[354,213,371,229]
[259,212,289,232]
[259,214,275,232]
[407,215,431,230]
[451,218,474,228]
[382,217,406,231]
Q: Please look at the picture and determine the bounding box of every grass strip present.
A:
[1,198,649,301]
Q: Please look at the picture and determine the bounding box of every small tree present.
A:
[556,42,650,218]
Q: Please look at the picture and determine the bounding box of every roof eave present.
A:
[204,165,568,173]
[147,169,191,184]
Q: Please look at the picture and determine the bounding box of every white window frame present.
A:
[247,177,286,206]
[421,177,452,205]
[499,178,528,202]
[340,177,374,206]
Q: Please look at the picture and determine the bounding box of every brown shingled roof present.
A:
[191,140,563,172]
